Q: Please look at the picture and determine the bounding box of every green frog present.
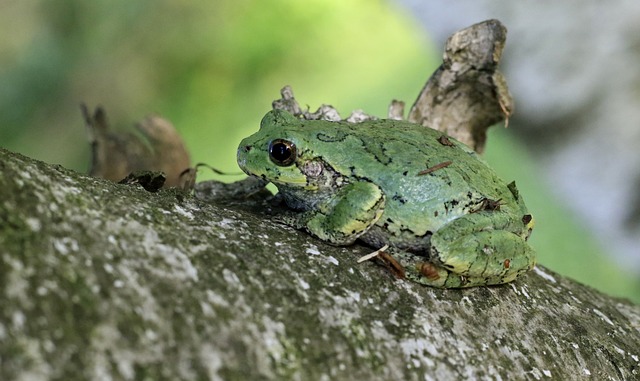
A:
[237,109,536,287]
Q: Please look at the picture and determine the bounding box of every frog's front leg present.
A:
[279,181,385,245]
[402,211,536,288]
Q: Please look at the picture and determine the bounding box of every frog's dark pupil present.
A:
[271,143,289,159]
[269,139,296,166]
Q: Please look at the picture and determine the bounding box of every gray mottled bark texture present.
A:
[1,148,640,381]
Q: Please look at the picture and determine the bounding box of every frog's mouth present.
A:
[267,168,320,192]
[238,159,312,190]
[260,172,308,187]
[255,167,319,191]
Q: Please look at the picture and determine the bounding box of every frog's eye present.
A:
[268,139,297,166]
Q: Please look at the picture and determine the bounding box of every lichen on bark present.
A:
[1,147,639,380]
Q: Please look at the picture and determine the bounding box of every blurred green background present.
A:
[1,0,638,303]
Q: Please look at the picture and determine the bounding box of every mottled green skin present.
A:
[237,110,536,287]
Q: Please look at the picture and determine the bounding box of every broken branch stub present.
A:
[408,19,514,153]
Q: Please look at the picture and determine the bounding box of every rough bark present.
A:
[1,148,639,381]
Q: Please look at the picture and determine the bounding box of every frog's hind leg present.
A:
[402,212,536,288]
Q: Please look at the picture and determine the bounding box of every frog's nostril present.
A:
[244,145,252,152]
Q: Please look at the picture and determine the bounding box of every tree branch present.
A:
[1,147,638,380]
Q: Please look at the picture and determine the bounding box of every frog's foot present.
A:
[388,210,536,288]
[428,228,535,288]
[391,243,533,288]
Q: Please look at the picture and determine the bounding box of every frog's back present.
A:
[302,118,489,187]
[298,118,527,239]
